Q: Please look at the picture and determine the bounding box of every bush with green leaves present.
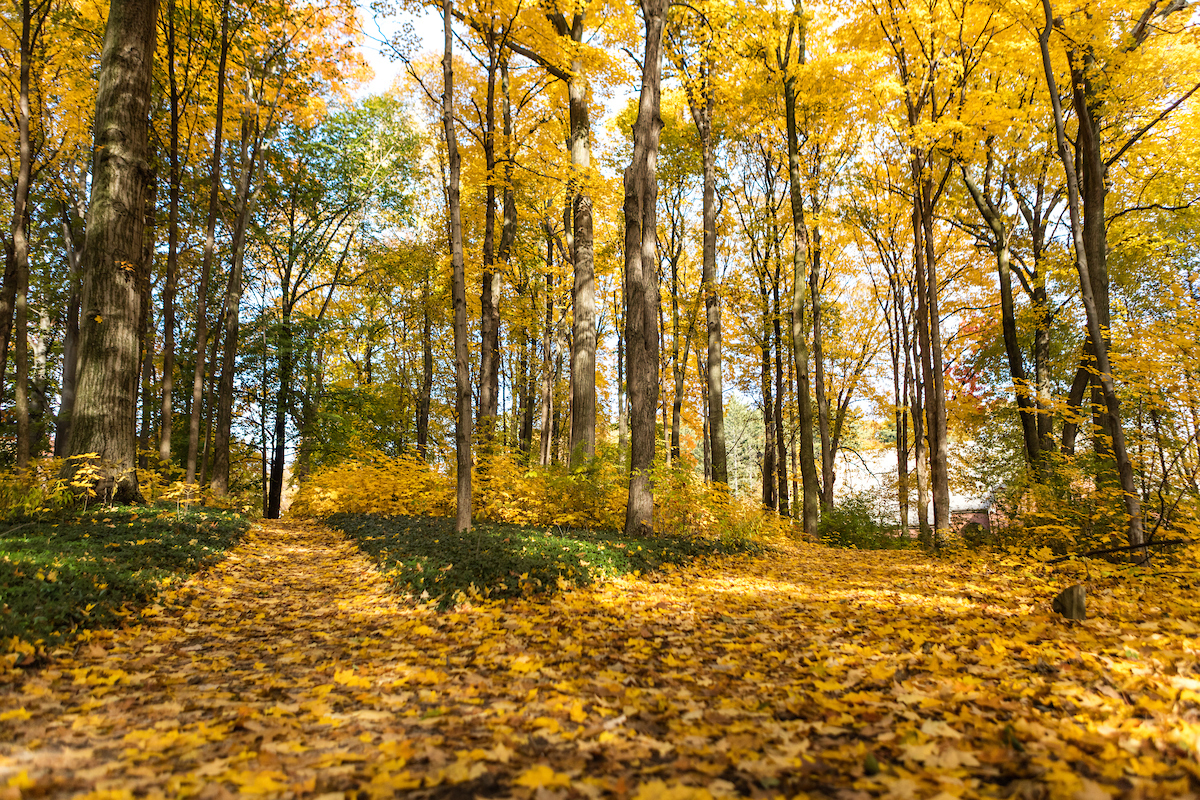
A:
[819,493,913,550]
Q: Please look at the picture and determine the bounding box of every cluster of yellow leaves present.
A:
[289,452,455,519]
[294,451,793,544]
[2,520,1199,798]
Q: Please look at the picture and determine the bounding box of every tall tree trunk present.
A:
[159,0,182,465]
[444,0,472,532]
[759,277,776,511]
[773,280,789,516]
[960,166,1043,469]
[811,222,834,507]
[1039,1,1144,550]
[55,268,81,456]
[60,0,158,501]
[11,0,52,467]
[558,23,595,468]
[919,177,950,539]
[416,273,433,460]
[623,0,668,536]
[781,3,818,535]
[267,310,292,517]
[185,0,229,485]
[210,113,258,498]
[680,50,727,486]
[478,35,501,441]
[539,235,554,467]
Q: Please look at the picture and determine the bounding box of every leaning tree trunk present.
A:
[444,0,472,533]
[1038,0,1144,551]
[623,0,668,536]
[60,0,158,502]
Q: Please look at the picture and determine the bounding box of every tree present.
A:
[444,0,472,533]
[59,0,159,501]
[623,0,668,536]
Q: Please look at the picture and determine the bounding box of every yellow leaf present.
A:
[6,770,33,789]
[632,779,714,800]
[0,707,31,722]
[513,764,571,789]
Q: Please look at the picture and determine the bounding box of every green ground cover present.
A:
[0,506,249,651]
[327,512,762,607]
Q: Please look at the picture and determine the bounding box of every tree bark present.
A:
[416,271,433,461]
[445,0,472,532]
[478,30,501,441]
[781,2,819,535]
[623,0,668,536]
[159,0,182,465]
[185,0,229,485]
[680,51,727,486]
[1039,0,1144,551]
[60,0,158,502]
[211,114,260,499]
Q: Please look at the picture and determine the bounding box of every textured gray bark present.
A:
[60,0,158,502]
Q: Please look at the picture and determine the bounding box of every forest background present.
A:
[2,0,1200,555]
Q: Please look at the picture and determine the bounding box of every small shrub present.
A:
[820,493,912,550]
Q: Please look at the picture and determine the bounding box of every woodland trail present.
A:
[1,520,1199,799]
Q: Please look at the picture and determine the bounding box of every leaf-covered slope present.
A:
[0,520,1197,799]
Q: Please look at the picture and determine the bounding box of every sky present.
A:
[355,4,444,97]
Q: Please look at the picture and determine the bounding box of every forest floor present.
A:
[1,519,1199,800]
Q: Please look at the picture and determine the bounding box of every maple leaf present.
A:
[513,764,571,789]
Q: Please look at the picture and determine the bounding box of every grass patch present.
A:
[328,513,762,608]
[0,506,249,651]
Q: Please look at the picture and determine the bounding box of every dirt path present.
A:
[1,519,1197,799]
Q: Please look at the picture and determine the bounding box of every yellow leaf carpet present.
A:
[2,519,1199,799]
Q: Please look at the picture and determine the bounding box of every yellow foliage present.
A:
[293,448,796,544]
[290,451,454,519]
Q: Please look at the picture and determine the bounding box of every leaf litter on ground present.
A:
[0,518,1199,799]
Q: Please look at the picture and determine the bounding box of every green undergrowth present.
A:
[0,506,249,653]
[328,513,764,609]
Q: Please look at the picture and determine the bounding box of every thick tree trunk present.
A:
[623,0,668,536]
[919,178,951,540]
[566,38,595,467]
[60,0,158,501]
[444,0,472,533]
[781,9,819,535]
[185,0,229,485]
